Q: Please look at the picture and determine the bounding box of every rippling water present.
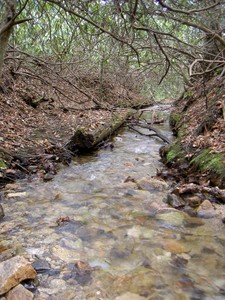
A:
[1,106,225,300]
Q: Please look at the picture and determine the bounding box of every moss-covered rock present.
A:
[191,149,225,178]
[169,112,183,128]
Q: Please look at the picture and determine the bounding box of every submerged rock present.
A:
[0,256,36,296]
[136,177,168,192]
[51,245,80,262]
[157,211,186,226]
[164,240,188,254]
[115,292,146,300]
[0,205,4,220]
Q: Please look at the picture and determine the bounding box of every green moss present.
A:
[177,124,186,138]
[0,159,7,169]
[191,149,225,176]
[184,90,193,98]
[171,113,182,123]
[166,144,183,163]
[170,112,183,127]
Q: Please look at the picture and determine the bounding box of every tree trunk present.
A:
[202,0,224,76]
[0,0,17,81]
[66,109,135,153]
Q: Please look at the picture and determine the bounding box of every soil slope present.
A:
[160,74,225,204]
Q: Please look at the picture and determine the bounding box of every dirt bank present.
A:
[160,74,225,205]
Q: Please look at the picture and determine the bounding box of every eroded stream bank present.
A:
[0,106,225,300]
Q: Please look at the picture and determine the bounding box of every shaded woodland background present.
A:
[0,0,224,101]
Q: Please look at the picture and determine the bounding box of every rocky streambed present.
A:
[0,107,225,300]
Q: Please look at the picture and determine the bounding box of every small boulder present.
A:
[186,195,202,207]
[165,193,185,208]
[197,200,216,218]
[6,284,34,300]
[137,177,168,192]
[0,256,36,296]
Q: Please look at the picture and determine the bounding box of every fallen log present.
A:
[66,109,135,153]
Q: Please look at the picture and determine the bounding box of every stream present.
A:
[1,106,225,300]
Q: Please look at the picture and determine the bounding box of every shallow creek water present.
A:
[1,107,225,300]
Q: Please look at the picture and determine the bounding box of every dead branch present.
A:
[189,58,225,76]
[128,122,171,144]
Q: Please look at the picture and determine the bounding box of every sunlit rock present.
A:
[0,256,36,296]
[156,211,186,226]
[6,192,27,199]
[6,284,34,300]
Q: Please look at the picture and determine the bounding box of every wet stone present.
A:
[115,292,146,300]
[6,284,34,300]
[6,192,27,199]
[112,268,155,295]
[186,195,202,207]
[157,211,186,226]
[51,245,81,262]
[0,205,4,220]
[197,200,217,218]
[137,177,169,192]
[166,193,185,208]
[0,256,36,296]
[164,240,188,254]
[183,216,205,228]
[32,259,51,274]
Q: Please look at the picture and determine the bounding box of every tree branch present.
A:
[153,33,171,84]
[189,58,225,76]
[157,0,222,15]
[158,11,225,48]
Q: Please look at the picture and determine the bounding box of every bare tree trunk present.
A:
[0,0,17,81]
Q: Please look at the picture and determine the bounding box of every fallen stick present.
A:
[128,123,171,144]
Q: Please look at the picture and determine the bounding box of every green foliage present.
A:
[191,149,225,176]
